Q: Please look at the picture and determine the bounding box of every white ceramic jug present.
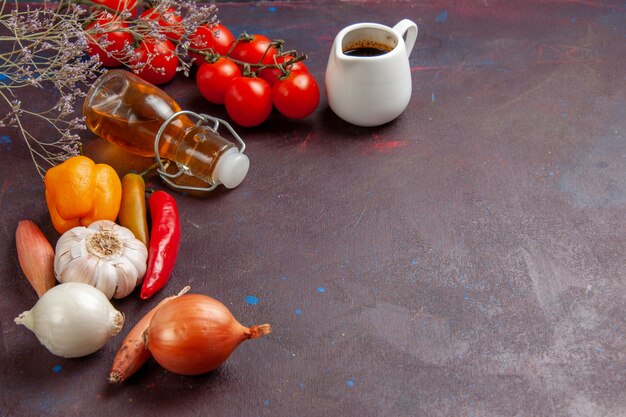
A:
[325,19,418,127]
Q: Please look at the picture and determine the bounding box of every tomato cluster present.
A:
[84,2,319,127]
[84,1,182,85]
[193,26,320,127]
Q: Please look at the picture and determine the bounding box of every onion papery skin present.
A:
[14,282,124,358]
[146,294,270,375]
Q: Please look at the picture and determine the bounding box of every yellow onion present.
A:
[109,286,190,384]
[144,294,271,375]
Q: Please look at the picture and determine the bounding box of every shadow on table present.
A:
[100,360,241,406]
[317,105,405,140]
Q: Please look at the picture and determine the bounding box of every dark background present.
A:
[1,1,625,416]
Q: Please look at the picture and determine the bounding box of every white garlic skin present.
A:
[54,220,148,299]
[14,282,124,358]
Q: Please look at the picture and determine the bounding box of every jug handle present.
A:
[392,19,418,56]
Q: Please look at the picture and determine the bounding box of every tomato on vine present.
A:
[188,24,319,125]
[85,14,134,68]
[258,55,308,86]
[230,34,278,69]
[196,58,241,105]
[189,23,235,65]
[91,0,138,15]
[131,38,178,85]
[139,7,184,43]
[224,77,273,127]
[272,72,320,119]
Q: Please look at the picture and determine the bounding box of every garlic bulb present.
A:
[15,282,124,358]
[54,220,147,299]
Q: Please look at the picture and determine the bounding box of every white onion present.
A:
[14,282,124,358]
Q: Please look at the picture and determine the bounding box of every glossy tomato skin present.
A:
[272,72,320,119]
[139,7,184,42]
[131,38,179,85]
[196,58,241,105]
[258,55,308,86]
[224,77,273,127]
[91,0,138,15]
[189,23,235,65]
[230,34,278,69]
[85,15,134,68]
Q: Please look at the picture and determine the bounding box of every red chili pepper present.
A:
[140,191,181,300]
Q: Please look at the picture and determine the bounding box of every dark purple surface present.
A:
[1,1,626,416]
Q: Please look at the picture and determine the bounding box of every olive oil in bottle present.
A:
[83,70,249,189]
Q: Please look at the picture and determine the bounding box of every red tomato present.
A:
[258,55,308,86]
[131,38,179,85]
[224,77,273,127]
[272,72,320,119]
[196,58,241,104]
[139,7,184,43]
[91,0,138,14]
[85,15,134,68]
[189,23,235,65]
[230,34,278,69]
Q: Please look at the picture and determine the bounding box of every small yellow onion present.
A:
[15,282,124,358]
[54,220,147,299]
[145,294,272,375]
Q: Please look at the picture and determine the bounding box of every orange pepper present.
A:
[44,156,122,234]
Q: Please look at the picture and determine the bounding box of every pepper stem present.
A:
[139,159,169,178]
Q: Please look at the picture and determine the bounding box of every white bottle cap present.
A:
[214,148,250,189]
